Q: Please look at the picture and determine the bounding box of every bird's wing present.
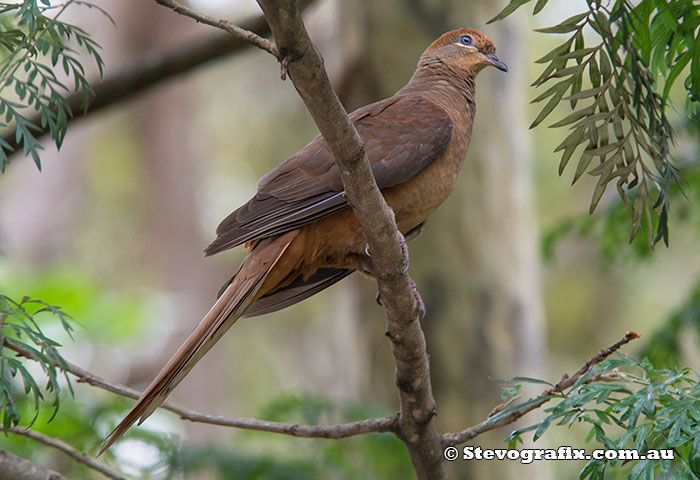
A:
[204,94,452,256]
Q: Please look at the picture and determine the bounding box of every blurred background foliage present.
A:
[0,0,699,479]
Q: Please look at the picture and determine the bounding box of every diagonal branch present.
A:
[4,340,396,440]
[153,0,278,58]
[252,1,445,478]
[441,330,641,446]
[8,427,126,480]
[0,449,69,480]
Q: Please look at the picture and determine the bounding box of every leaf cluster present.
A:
[0,0,108,172]
[491,0,700,247]
[505,355,700,480]
[0,293,73,432]
[542,106,700,263]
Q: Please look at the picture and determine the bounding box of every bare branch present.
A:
[442,331,641,446]
[154,0,278,57]
[175,411,398,439]
[254,1,445,478]
[8,427,126,480]
[0,449,69,480]
[4,340,396,440]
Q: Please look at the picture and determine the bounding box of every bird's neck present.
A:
[400,57,477,119]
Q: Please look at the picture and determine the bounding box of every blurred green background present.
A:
[0,0,699,478]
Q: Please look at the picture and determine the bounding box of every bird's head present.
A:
[423,28,508,77]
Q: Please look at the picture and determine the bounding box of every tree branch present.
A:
[153,0,278,58]
[252,1,445,478]
[4,340,396,440]
[8,427,126,480]
[441,331,641,446]
[0,449,68,480]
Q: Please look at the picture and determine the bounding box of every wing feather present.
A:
[205,95,452,256]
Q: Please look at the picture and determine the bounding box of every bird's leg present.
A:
[360,231,426,318]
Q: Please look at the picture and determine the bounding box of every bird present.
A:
[99,27,507,454]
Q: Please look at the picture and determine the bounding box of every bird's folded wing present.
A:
[205,94,453,256]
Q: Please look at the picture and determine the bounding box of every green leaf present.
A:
[559,46,601,62]
[532,0,549,15]
[507,376,555,386]
[580,460,605,480]
[690,431,700,477]
[535,40,575,64]
[533,415,554,441]
[599,49,612,82]
[570,69,583,108]
[663,50,692,101]
[530,84,567,128]
[564,84,608,102]
[589,160,615,213]
[487,0,533,23]
[573,151,594,184]
[556,126,586,175]
[531,78,572,103]
[535,24,581,34]
[584,140,624,157]
[549,104,596,128]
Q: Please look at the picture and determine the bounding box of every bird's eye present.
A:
[459,35,473,46]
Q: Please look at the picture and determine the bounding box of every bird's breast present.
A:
[384,116,472,231]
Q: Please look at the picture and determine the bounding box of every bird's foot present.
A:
[362,230,423,317]
[410,278,427,319]
[376,277,426,319]
[362,231,410,275]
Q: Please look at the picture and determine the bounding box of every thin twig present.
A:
[4,340,397,440]
[175,411,398,439]
[441,331,641,446]
[8,427,127,480]
[154,0,279,58]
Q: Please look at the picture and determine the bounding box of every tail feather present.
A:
[98,231,297,455]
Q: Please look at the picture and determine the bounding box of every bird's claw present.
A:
[365,230,422,316]
[363,231,410,274]
[397,231,410,273]
[410,278,427,319]
[375,277,426,319]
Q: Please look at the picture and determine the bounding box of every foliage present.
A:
[542,95,700,262]
[0,0,108,172]
[503,354,700,480]
[0,293,73,431]
[491,0,700,247]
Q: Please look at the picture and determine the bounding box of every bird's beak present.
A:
[485,53,508,72]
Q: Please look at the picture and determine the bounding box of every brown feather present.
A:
[98,231,298,455]
[204,95,452,256]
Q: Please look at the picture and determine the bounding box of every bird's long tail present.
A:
[98,231,298,455]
